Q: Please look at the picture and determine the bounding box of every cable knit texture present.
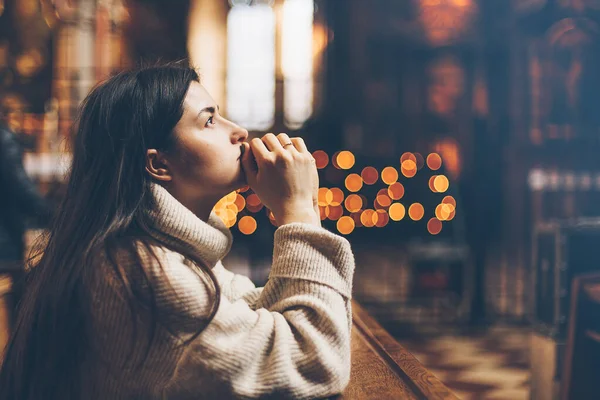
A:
[80,183,355,399]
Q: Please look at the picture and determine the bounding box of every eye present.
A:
[205,116,215,128]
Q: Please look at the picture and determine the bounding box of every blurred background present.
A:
[4,0,600,398]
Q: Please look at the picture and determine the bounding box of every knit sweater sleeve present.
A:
[211,261,263,310]
[164,223,355,400]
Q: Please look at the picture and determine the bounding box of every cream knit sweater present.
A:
[81,183,356,399]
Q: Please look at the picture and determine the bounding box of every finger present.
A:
[240,142,257,182]
[261,133,283,152]
[249,138,271,164]
[291,137,308,153]
[276,133,296,152]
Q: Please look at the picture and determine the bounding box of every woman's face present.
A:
[154,82,248,200]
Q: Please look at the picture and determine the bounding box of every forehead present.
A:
[183,81,216,111]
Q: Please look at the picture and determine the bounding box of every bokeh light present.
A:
[408,203,425,221]
[337,216,355,235]
[238,216,257,235]
[326,205,344,220]
[427,218,443,235]
[361,209,377,227]
[344,194,363,212]
[312,150,329,169]
[429,176,437,192]
[375,210,389,227]
[435,203,456,221]
[401,159,417,178]
[427,153,442,170]
[389,203,406,221]
[414,152,425,169]
[234,194,246,212]
[375,189,392,208]
[381,167,399,185]
[442,195,456,207]
[401,152,417,163]
[318,187,330,206]
[361,167,379,185]
[336,151,355,170]
[388,182,405,200]
[345,173,363,192]
[433,175,449,193]
[246,193,264,213]
[328,188,345,206]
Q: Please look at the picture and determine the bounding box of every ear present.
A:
[145,149,173,182]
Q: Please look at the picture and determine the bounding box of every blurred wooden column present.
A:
[188,0,228,113]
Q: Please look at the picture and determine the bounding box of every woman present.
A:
[0,64,355,399]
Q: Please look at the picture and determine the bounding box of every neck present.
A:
[161,183,219,222]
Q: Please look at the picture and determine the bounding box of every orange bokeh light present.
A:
[381,167,399,185]
[326,205,344,221]
[312,150,329,169]
[375,210,389,227]
[246,194,264,212]
[344,194,363,212]
[427,218,443,235]
[360,209,377,227]
[442,195,456,207]
[429,176,437,192]
[427,153,442,170]
[401,152,417,163]
[328,188,345,206]
[389,203,406,221]
[234,194,246,212]
[238,216,257,235]
[388,182,405,200]
[345,174,363,192]
[318,187,330,206]
[408,203,425,221]
[336,151,355,170]
[361,167,379,185]
[337,216,355,235]
[433,175,449,193]
[401,160,417,178]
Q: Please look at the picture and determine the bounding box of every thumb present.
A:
[241,142,258,184]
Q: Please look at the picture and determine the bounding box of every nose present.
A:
[231,122,248,144]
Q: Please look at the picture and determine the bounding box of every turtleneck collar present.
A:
[144,183,233,268]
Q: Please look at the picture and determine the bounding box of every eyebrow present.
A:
[197,105,220,117]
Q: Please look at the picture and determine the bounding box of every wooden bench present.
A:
[340,301,458,399]
[561,273,600,400]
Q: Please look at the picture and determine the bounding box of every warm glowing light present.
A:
[337,216,355,235]
[238,216,257,235]
[388,182,405,200]
[427,153,442,170]
[282,0,314,129]
[312,150,329,169]
[345,194,363,212]
[225,191,237,203]
[401,152,417,163]
[433,138,461,179]
[331,151,340,169]
[238,185,250,193]
[427,218,443,235]
[326,205,344,220]
[389,203,406,221]
[318,205,327,220]
[442,195,456,207]
[381,167,399,185]
[318,187,330,206]
[234,194,246,212]
[361,209,377,227]
[246,193,264,212]
[351,212,364,228]
[401,160,417,178]
[433,175,449,193]
[361,167,379,185]
[375,210,389,227]
[408,203,425,221]
[345,174,363,192]
[336,151,355,169]
[329,188,344,206]
[429,176,437,192]
[435,203,455,221]
[227,3,276,130]
[375,189,392,208]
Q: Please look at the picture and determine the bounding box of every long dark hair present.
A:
[0,64,221,399]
